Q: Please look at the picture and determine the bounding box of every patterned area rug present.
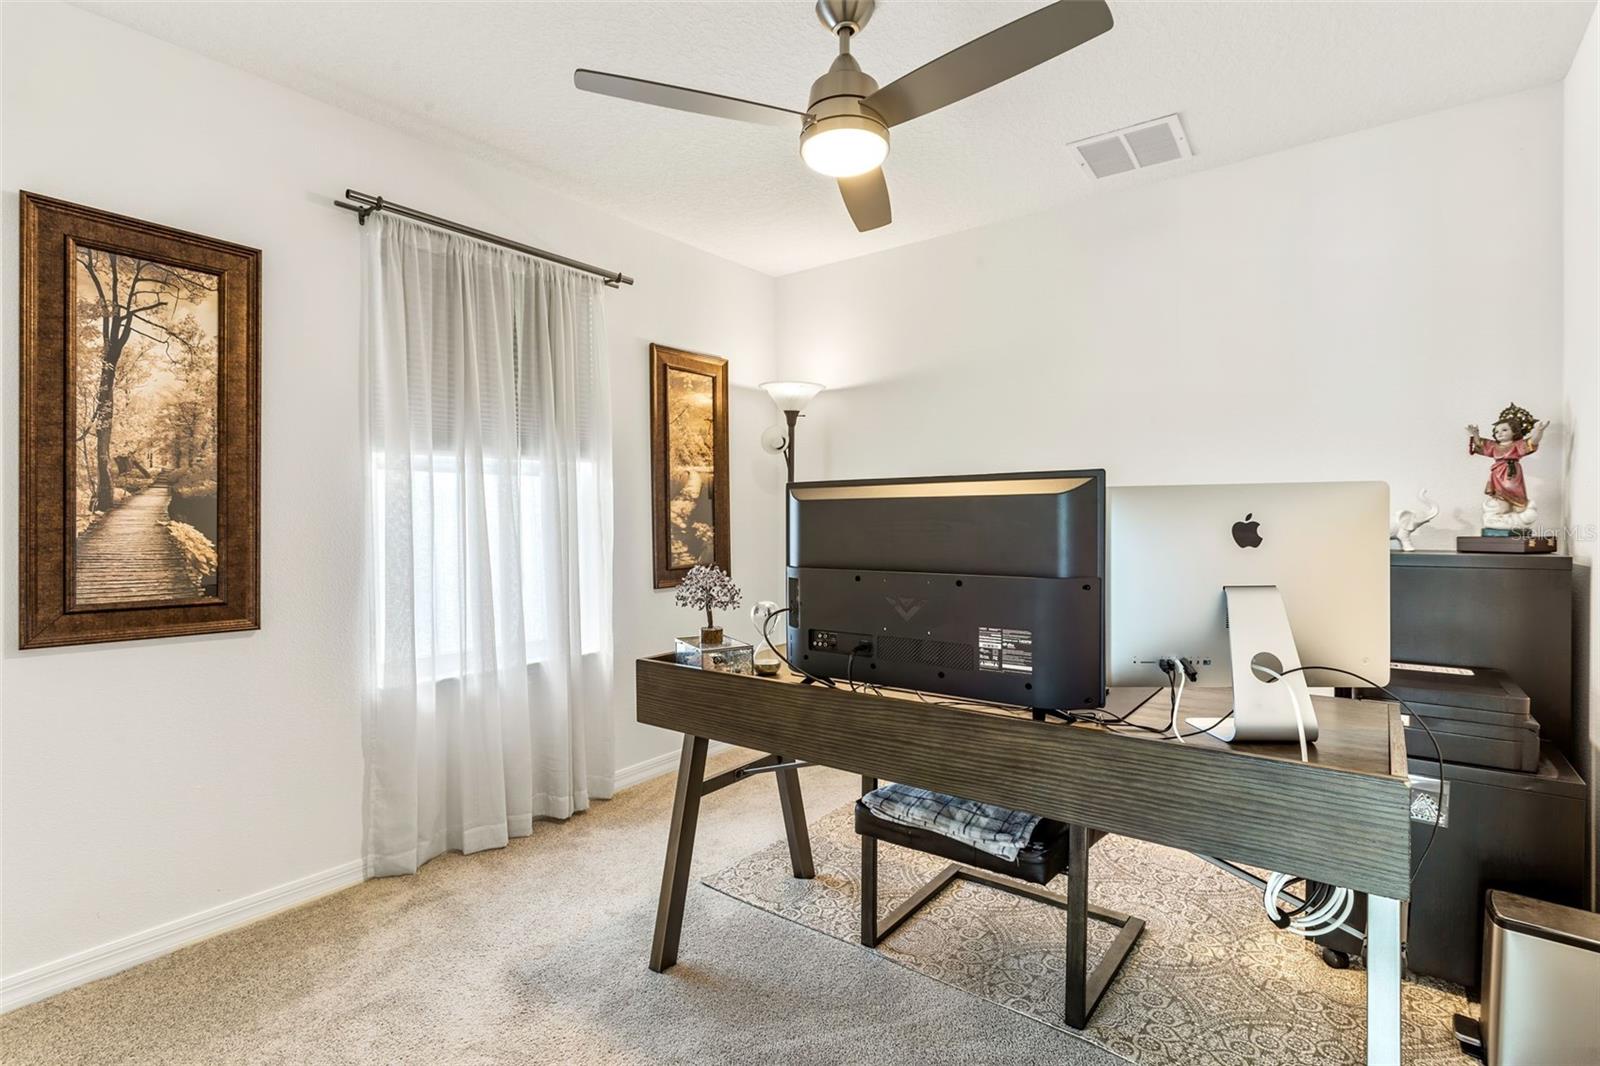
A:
[704,805,1474,1066]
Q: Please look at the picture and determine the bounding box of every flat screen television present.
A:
[785,471,1106,710]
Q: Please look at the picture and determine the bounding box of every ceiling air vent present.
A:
[1069,114,1191,179]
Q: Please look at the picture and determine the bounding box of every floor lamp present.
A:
[760,381,826,483]
[755,384,825,679]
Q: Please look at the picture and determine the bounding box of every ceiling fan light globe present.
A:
[800,120,888,178]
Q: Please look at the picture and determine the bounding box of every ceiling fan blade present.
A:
[574,69,803,127]
[839,169,891,232]
[863,1,1114,128]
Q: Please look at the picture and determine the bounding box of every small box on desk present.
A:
[674,636,755,675]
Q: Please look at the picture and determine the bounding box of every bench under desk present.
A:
[635,655,1412,1065]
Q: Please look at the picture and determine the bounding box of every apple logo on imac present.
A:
[1232,513,1263,549]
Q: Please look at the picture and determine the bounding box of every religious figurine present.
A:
[1466,403,1550,533]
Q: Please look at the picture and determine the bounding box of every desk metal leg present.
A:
[1367,894,1403,1066]
[860,776,879,946]
[650,734,708,973]
[774,756,815,879]
[1063,825,1090,1029]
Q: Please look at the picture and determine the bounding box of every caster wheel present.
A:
[1321,947,1352,969]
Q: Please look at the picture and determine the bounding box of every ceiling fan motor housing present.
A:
[815,0,875,36]
[803,52,889,159]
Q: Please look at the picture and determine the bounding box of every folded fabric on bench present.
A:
[861,783,1042,861]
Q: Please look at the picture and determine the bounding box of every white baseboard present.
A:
[5,742,742,1013]
[0,858,364,1014]
[612,740,733,793]
[612,747,683,791]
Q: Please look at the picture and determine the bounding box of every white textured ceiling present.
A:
[76,1,1595,276]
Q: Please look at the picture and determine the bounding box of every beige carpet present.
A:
[705,805,1476,1066]
[0,751,1126,1066]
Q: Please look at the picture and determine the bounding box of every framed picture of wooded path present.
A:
[649,343,729,589]
[19,193,260,649]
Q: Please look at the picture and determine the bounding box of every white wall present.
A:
[776,87,1567,547]
[1,0,786,997]
[1562,7,1599,902]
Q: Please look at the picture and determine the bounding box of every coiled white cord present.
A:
[1263,872,1355,938]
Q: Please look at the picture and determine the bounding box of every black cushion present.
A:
[855,800,1102,886]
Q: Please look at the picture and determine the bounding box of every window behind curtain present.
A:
[369,246,606,679]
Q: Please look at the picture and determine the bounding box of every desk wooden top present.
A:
[699,662,1403,780]
[637,656,1412,899]
[1097,685,1406,779]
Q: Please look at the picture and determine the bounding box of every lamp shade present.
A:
[760,381,825,413]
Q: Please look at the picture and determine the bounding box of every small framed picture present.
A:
[649,344,730,589]
[18,193,260,648]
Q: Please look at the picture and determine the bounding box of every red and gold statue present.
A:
[1466,403,1549,533]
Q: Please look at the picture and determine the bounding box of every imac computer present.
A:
[1108,481,1390,743]
[785,471,1106,710]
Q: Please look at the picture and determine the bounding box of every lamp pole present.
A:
[760,382,823,666]
[783,409,799,483]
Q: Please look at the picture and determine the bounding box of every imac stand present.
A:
[1186,585,1319,744]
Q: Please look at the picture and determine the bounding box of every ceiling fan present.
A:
[574,0,1114,232]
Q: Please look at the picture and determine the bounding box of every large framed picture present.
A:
[649,343,729,589]
[19,193,260,648]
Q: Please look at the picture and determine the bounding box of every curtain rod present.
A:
[333,189,634,288]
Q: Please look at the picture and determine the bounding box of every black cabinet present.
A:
[1390,551,1573,759]
[1320,746,1585,990]
[1409,746,1586,988]
[1318,551,1588,990]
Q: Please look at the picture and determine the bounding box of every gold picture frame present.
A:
[19,193,260,648]
[649,344,730,589]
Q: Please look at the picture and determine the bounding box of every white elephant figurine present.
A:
[1390,490,1439,551]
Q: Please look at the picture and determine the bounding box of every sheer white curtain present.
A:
[361,213,614,877]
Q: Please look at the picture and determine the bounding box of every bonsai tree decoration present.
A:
[675,564,742,646]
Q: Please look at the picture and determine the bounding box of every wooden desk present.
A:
[637,656,1412,1064]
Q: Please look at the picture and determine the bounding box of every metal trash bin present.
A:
[1454,890,1600,1064]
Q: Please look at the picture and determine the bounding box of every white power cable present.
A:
[1168,668,1187,743]
[1263,871,1354,939]
[1304,886,1356,938]
[1247,664,1339,940]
